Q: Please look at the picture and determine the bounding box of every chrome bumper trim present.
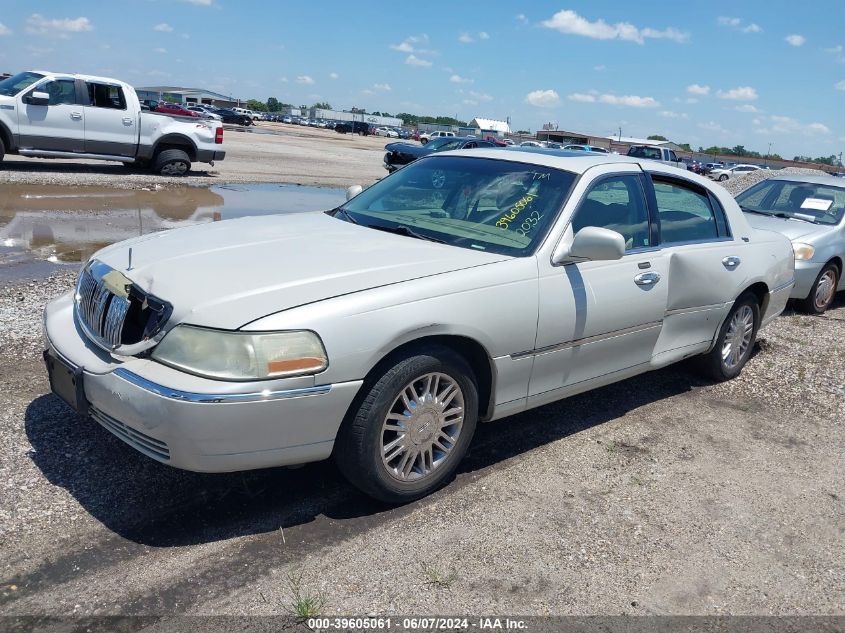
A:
[112,368,332,404]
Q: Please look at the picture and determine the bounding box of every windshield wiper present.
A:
[771,211,814,223]
[739,205,771,215]
[370,224,446,243]
[332,207,359,224]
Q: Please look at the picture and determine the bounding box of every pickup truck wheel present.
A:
[334,346,478,503]
[0,136,5,163]
[154,149,191,176]
[698,292,760,382]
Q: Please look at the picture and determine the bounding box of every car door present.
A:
[82,81,137,157]
[16,78,85,152]
[646,172,744,359]
[529,168,669,399]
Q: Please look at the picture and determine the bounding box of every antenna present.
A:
[127,247,133,271]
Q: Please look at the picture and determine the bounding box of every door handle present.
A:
[722,256,741,269]
[634,271,661,286]
[122,117,133,125]
[70,112,82,120]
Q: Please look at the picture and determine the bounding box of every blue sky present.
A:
[1,1,844,158]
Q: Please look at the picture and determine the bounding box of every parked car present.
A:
[375,127,399,138]
[282,115,293,124]
[519,140,544,147]
[383,136,498,173]
[736,175,845,313]
[563,144,609,154]
[231,107,254,121]
[43,151,793,502]
[420,130,455,144]
[155,102,200,118]
[213,108,252,126]
[703,162,725,175]
[626,145,685,168]
[709,164,762,182]
[502,139,515,146]
[335,120,370,135]
[186,105,222,121]
[0,70,225,175]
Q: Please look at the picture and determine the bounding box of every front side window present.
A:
[0,71,44,97]
[653,178,720,244]
[86,83,127,109]
[40,80,77,105]
[338,156,576,256]
[570,175,650,251]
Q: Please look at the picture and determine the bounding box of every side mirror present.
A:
[553,226,626,264]
[25,91,50,106]
[346,184,363,201]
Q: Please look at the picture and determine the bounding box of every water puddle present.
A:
[0,183,345,281]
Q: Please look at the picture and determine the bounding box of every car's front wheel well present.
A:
[359,335,494,421]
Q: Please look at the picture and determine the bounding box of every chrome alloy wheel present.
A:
[814,269,837,311]
[380,372,464,482]
[160,161,188,176]
[722,305,755,369]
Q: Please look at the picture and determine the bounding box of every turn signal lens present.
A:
[791,242,815,261]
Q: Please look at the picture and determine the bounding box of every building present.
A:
[309,108,403,127]
[469,117,511,136]
[535,129,685,153]
[134,86,239,108]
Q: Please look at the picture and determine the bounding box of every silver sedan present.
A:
[737,174,845,313]
[43,151,794,502]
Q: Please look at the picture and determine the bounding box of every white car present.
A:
[375,127,399,138]
[420,130,455,144]
[43,151,794,502]
[710,164,762,182]
[186,105,222,121]
[519,140,544,147]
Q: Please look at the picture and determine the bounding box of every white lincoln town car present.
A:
[43,150,794,502]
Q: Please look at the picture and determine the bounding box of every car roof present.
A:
[31,70,127,85]
[433,147,654,174]
[758,174,845,186]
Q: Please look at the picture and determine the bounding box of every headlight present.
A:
[151,325,328,380]
[792,242,815,261]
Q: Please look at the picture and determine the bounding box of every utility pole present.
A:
[618,126,622,142]
[765,142,772,167]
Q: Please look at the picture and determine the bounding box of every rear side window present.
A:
[86,83,127,109]
[652,178,723,244]
[571,175,651,251]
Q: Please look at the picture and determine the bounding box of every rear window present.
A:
[628,146,662,160]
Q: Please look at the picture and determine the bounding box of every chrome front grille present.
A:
[74,260,171,353]
[90,407,171,462]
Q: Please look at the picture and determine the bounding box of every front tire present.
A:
[334,346,478,503]
[798,263,839,314]
[718,174,728,182]
[0,135,5,164]
[153,149,191,176]
[698,292,760,381]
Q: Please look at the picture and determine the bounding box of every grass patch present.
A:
[421,564,457,588]
[286,570,326,620]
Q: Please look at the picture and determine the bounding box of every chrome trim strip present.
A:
[771,279,795,294]
[112,368,332,403]
[510,321,663,360]
[18,149,136,162]
[665,302,727,317]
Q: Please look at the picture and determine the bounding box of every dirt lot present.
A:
[0,270,843,620]
[0,123,389,189]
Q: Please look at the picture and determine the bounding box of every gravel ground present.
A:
[0,268,843,618]
[718,167,831,195]
[0,124,388,190]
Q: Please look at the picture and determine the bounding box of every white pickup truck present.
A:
[626,144,684,168]
[0,71,226,176]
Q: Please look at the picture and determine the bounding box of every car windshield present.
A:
[425,138,458,150]
[335,156,576,256]
[0,71,44,97]
[737,179,845,225]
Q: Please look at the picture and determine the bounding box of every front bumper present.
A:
[790,260,824,300]
[44,292,362,473]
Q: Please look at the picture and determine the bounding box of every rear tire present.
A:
[798,263,839,314]
[698,292,760,382]
[153,149,191,176]
[334,346,478,503]
[0,136,5,164]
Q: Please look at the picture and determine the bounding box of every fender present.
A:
[0,119,17,152]
[139,133,198,161]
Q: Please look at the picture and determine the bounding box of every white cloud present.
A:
[567,92,658,107]
[449,74,473,84]
[735,104,760,113]
[462,99,478,106]
[468,90,493,102]
[761,115,831,136]
[279,77,288,83]
[405,54,432,67]
[717,86,758,101]
[182,0,213,5]
[525,89,561,107]
[568,93,596,103]
[329,72,339,79]
[826,45,844,53]
[659,110,688,119]
[785,34,805,47]
[541,9,688,44]
[594,64,606,71]
[153,23,173,32]
[699,121,728,134]
[154,47,167,53]
[718,16,761,33]
[687,83,710,96]
[516,14,528,25]
[479,31,489,40]
[0,22,11,36]
[25,14,93,35]
[835,80,845,91]
[685,97,699,104]
[296,75,315,85]
[373,82,391,91]
[362,89,375,95]
[458,32,474,43]
[390,34,431,54]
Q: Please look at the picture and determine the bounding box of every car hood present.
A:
[744,212,831,242]
[94,211,508,330]
[385,142,430,157]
